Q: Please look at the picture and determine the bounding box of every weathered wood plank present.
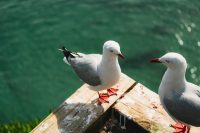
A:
[113,83,200,133]
[31,74,135,133]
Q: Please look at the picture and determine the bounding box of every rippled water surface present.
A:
[0,0,200,123]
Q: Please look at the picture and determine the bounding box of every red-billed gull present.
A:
[59,40,124,104]
[151,52,200,133]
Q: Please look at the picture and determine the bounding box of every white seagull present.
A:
[59,40,124,104]
[150,52,200,133]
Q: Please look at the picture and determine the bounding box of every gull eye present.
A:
[110,50,114,53]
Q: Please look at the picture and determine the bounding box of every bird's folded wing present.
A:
[163,85,200,127]
[69,54,102,86]
[196,89,200,97]
[189,82,200,98]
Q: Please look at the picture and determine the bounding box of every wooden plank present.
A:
[113,83,200,133]
[31,73,136,133]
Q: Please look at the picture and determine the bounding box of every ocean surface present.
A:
[0,0,200,123]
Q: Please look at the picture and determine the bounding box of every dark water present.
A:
[0,0,200,123]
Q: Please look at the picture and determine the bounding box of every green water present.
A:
[0,0,200,124]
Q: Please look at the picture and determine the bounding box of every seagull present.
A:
[59,40,125,104]
[150,52,200,133]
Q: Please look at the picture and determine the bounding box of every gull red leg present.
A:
[170,123,187,133]
[107,88,119,96]
[186,126,190,133]
[97,91,109,105]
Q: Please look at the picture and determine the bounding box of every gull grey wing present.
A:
[197,90,200,97]
[188,82,200,96]
[69,54,102,86]
[163,88,200,126]
[194,85,200,97]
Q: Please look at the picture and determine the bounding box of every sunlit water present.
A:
[0,0,200,123]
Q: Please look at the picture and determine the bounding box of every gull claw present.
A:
[98,92,109,105]
[170,123,187,133]
[107,88,119,96]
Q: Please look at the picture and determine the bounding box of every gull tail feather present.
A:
[60,46,75,65]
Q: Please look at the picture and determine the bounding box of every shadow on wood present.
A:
[31,74,200,133]
[31,74,135,133]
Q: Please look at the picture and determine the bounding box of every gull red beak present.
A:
[118,53,125,59]
[150,58,161,63]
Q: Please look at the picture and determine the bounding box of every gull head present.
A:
[103,40,125,59]
[150,52,187,70]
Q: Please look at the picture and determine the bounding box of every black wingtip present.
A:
[59,46,75,59]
